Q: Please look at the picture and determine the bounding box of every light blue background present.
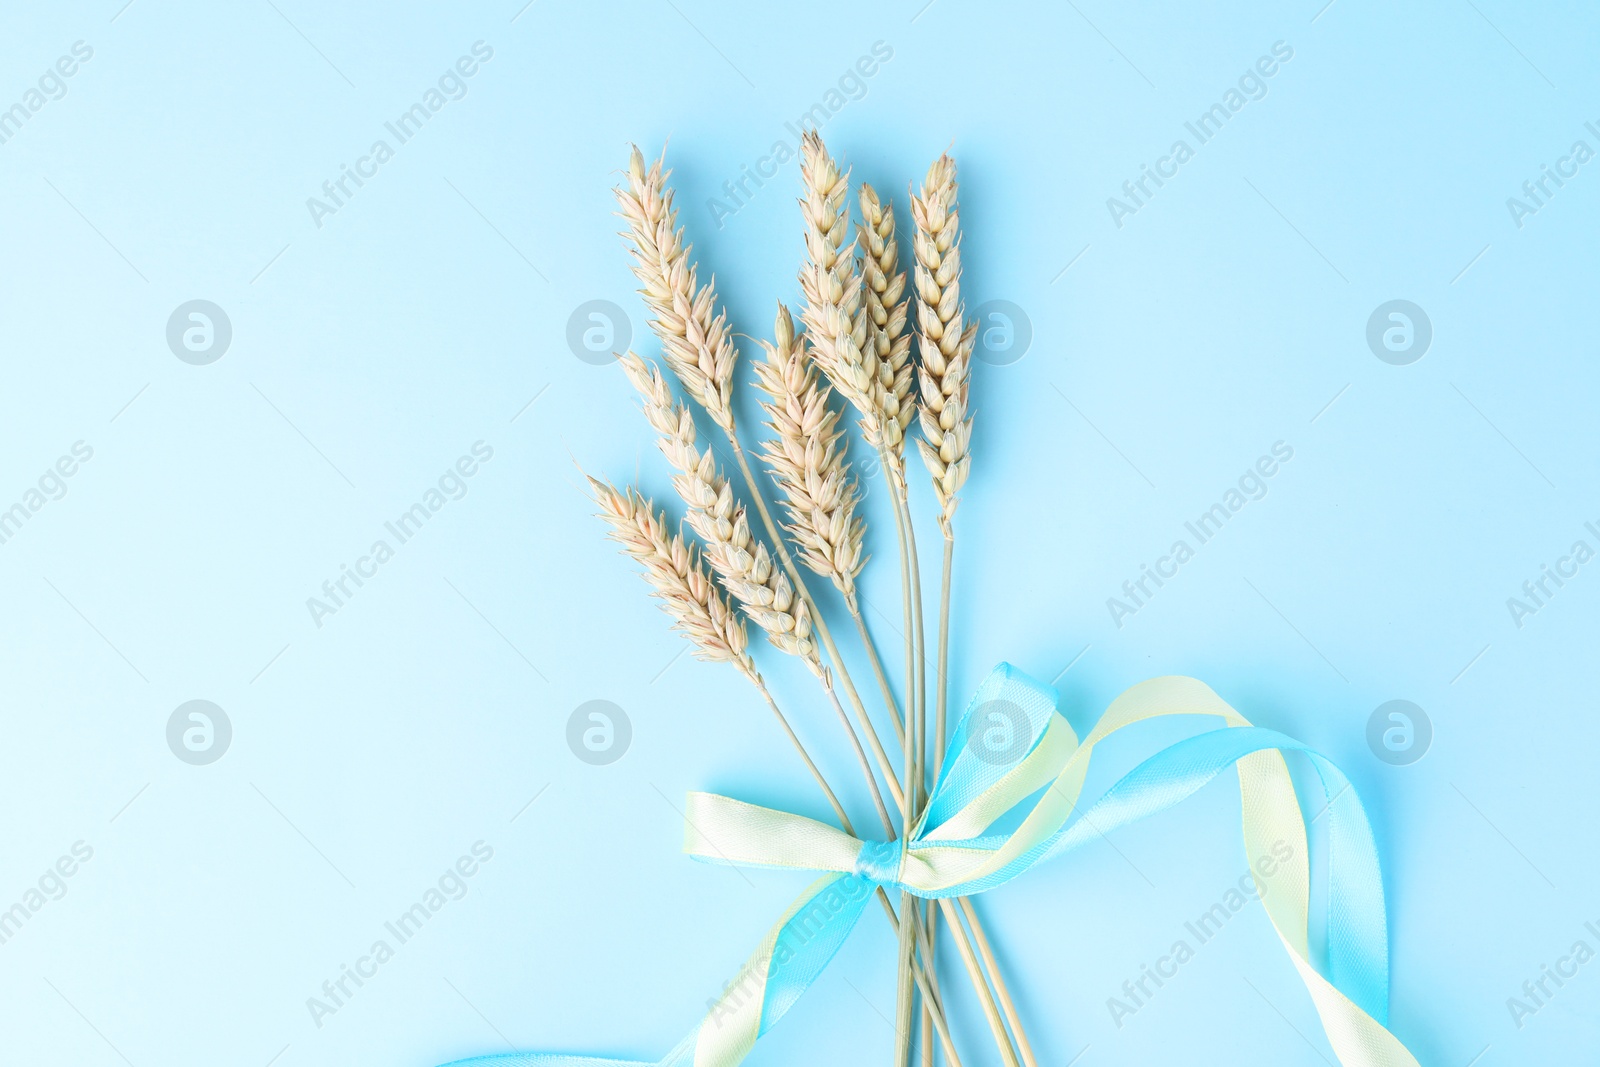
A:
[1,1,1596,1065]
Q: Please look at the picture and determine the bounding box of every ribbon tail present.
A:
[1032,722,1419,1067]
[440,874,875,1067]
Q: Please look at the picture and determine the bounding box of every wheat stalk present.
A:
[752,303,866,602]
[862,176,941,1067]
[910,153,1039,1067]
[797,131,930,1067]
[868,170,926,1067]
[616,147,739,435]
[911,153,976,529]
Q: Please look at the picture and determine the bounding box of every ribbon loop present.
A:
[683,791,862,877]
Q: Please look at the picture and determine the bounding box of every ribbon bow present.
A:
[444,665,1422,1067]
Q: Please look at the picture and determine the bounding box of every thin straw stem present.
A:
[903,493,927,804]
[919,889,935,1067]
[823,678,896,838]
[884,459,917,768]
[938,898,1022,1067]
[895,479,936,1067]
[894,576,919,1067]
[957,897,1037,1067]
[938,527,1038,1067]
[848,594,907,749]
[833,663,905,815]
[752,674,852,833]
[893,897,960,1067]
[936,533,953,775]
[924,533,952,1067]
[920,978,934,1067]
[894,466,919,1067]
[928,527,947,1067]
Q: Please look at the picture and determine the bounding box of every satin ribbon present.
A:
[441,664,1422,1067]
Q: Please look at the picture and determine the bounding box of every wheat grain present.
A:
[617,351,822,672]
[588,477,753,674]
[752,303,866,601]
[911,152,976,526]
[615,146,739,435]
[858,183,915,459]
[797,131,894,454]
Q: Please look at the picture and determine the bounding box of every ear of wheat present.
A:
[588,477,753,674]
[752,303,866,603]
[858,183,915,463]
[589,475,875,844]
[617,351,821,673]
[616,147,740,435]
[797,131,895,457]
[911,153,976,528]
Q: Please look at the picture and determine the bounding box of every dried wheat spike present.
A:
[857,183,914,459]
[752,304,866,601]
[617,352,823,672]
[615,146,739,434]
[911,152,976,525]
[797,131,891,456]
[589,477,754,675]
